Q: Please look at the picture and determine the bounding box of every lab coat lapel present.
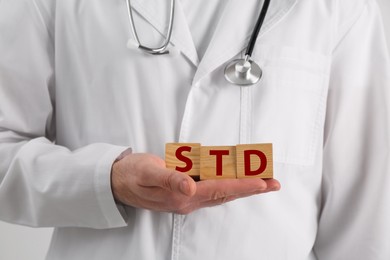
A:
[128,0,199,65]
[192,0,298,85]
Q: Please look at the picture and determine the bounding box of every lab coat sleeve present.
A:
[0,0,128,228]
[314,0,390,259]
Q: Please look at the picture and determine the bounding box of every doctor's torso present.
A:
[48,1,327,258]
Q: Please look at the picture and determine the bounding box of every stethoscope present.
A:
[126,0,271,86]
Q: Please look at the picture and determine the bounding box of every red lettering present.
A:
[209,150,230,176]
[175,146,193,172]
[244,150,267,176]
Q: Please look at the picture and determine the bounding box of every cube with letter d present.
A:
[236,144,273,179]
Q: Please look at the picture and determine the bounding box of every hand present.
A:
[111,153,281,215]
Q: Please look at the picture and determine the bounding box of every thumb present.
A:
[158,170,197,197]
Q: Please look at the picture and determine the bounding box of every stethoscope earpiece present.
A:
[224,58,262,86]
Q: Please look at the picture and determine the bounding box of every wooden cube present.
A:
[236,144,273,179]
[200,146,237,180]
[165,143,201,178]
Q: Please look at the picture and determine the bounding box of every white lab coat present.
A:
[0,0,389,259]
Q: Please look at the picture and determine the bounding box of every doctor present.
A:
[0,0,389,259]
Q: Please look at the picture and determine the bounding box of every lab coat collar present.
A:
[193,0,298,85]
[126,0,298,84]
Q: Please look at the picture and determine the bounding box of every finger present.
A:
[200,191,256,207]
[176,189,267,215]
[138,165,197,197]
[195,178,269,201]
[194,179,281,209]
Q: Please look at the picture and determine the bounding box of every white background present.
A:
[0,1,389,259]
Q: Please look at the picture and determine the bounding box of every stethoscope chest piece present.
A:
[224,58,262,86]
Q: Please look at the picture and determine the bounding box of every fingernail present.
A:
[180,180,190,196]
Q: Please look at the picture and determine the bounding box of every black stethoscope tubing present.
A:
[246,0,271,57]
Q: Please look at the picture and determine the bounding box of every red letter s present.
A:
[175,146,193,172]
